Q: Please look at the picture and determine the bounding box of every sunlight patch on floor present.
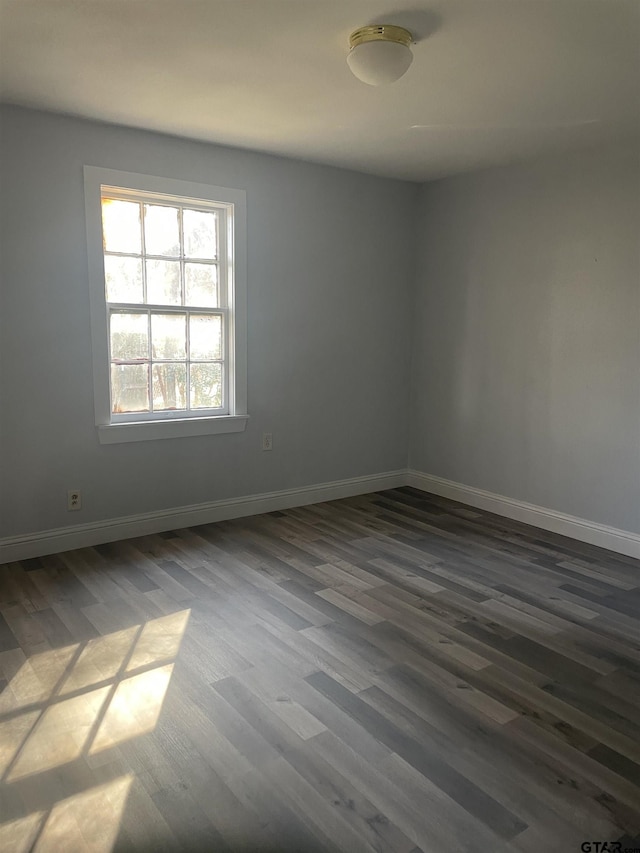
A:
[91,664,174,754]
[34,775,133,853]
[126,609,190,672]
[61,627,139,695]
[9,686,111,780]
[0,810,44,853]
[0,645,78,714]
[0,710,40,776]
[0,609,190,852]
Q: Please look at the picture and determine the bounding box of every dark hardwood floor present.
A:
[1,487,639,852]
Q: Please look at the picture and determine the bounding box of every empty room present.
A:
[0,1,639,851]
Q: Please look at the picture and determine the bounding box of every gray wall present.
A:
[0,106,417,538]
[409,143,640,533]
[2,106,638,542]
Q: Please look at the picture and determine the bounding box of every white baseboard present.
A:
[0,470,406,564]
[3,468,638,564]
[406,470,640,560]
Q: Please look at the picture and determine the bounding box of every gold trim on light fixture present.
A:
[348,25,412,50]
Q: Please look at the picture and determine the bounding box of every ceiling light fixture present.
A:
[347,25,413,86]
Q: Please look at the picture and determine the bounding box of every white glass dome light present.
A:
[347,25,413,86]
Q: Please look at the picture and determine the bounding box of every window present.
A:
[84,168,247,443]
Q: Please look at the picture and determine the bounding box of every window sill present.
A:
[98,414,249,444]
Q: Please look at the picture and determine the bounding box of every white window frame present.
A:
[84,167,248,444]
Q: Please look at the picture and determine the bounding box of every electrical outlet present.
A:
[262,433,273,451]
[68,490,82,511]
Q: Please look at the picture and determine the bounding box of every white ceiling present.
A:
[1,0,638,181]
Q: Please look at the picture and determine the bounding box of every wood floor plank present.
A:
[0,486,638,852]
[305,669,528,840]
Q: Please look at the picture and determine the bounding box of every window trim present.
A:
[84,166,248,443]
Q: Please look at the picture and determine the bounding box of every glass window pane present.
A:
[102,200,141,254]
[104,256,143,303]
[183,209,217,259]
[185,263,218,307]
[151,313,186,360]
[189,315,221,360]
[152,363,186,411]
[110,313,148,361]
[190,363,222,409]
[111,364,149,413]
[146,260,181,305]
[144,205,180,256]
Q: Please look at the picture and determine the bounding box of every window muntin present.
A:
[100,191,231,421]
